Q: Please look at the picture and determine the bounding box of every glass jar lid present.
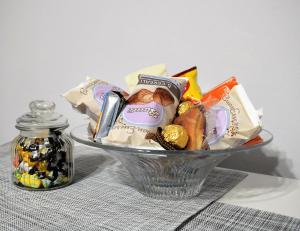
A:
[16,100,69,131]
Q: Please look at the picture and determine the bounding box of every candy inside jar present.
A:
[12,100,74,190]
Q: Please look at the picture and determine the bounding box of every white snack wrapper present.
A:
[125,64,167,93]
[63,77,127,133]
[209,84,262,150]
[103,75,187,147]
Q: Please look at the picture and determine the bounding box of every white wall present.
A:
[1,0,299,178]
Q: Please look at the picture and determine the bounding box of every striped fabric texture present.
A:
[1,144,246,231]
[179,202,300,231]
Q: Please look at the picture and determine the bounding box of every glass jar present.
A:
[11,100,74,190]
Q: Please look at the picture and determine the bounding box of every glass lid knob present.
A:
[29,100,55,117]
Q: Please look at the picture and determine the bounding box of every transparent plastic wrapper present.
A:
[63,77,128,133]
[204,84,262,150]
[103,75,187,147]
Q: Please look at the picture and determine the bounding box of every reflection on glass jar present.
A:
[12,100,74,190]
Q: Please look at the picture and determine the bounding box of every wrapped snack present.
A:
[63,77,128,133]
[174,106,206,150]
[207,84,262,150]
[125,64,167,93]
[243,135,263,147]
[145,126,188,150]
[161,124,189,149]
[19,173,42,189]
[93,91,126,140]
[177,101,194,115]
[201,77,238,108]
[173,66,203,102]
[203,106,230,147]
[103,75,187,147]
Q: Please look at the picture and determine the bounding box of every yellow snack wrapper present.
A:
[173,66,203,102]
[19,173,42,189]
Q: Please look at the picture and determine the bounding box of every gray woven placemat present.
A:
[178,202,300,231]
[0,143,247,231]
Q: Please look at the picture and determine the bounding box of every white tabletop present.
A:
[218,168,300,219]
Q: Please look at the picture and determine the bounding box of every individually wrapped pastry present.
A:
[206,84,262,150]
[63,77,128,133]
[174,106,206,150]
[103,75,187,147]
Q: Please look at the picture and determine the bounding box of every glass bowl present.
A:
[71,125,273,200]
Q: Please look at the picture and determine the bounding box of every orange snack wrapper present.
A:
[243,135,263,147]
[201,77,238,108]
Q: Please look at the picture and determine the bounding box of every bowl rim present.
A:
[70,124,273,157]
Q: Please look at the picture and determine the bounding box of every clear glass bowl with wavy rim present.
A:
[71,125,273,200]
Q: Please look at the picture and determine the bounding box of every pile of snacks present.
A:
[64,64,262,151]
[12,134,71,189]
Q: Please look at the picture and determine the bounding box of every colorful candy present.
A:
[177,101,194,115]
[19,173,42,189]
[12,136,71,189]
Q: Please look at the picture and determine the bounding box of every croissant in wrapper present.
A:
[174,106,206,150]
[103,75,187,147]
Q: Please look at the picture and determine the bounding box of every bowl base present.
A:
[135,179,206,200]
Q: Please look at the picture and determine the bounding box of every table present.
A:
[2,142,300,230]
[218,168,300,219]
[72,142,300,219]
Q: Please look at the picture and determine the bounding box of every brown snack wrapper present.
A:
[174,106,206,150]
[103,75,187,147]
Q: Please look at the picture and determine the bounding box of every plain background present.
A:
[1,0,299,179]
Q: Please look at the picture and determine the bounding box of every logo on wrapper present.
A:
[205,106,230,145]
[122,102,164,127]
[93,83,123,104]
